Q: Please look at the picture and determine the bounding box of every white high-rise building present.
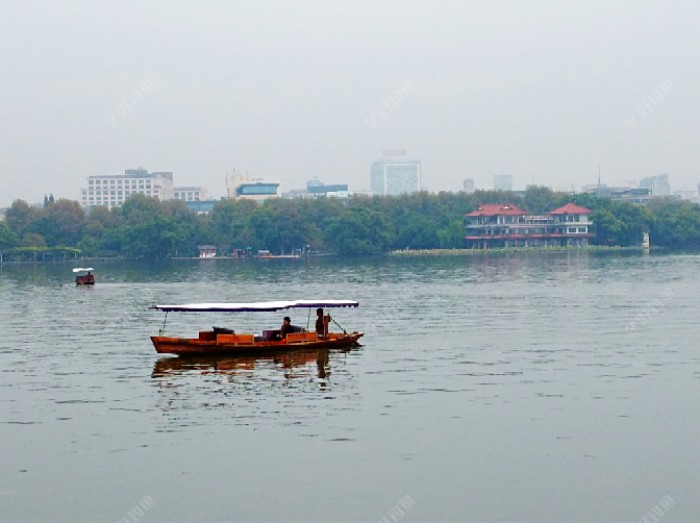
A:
[370,158,421,196]
[80,168,174,210]
[463,178,475,193]
[493,174,512,191]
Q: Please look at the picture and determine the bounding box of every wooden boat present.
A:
[73,267,95,285]
[149,299,364,356]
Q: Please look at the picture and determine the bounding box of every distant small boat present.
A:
[73,267,95,285]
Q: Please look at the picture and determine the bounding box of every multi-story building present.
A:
[465,202,594,248]
[493,174,512,191]
[611,187,654,204]
[370,158,421,196]
[463,178,475,193]
[672,188,696,200]
[80,168,174,210]
[307,178,350,198]
[226,169,280,201]
[173,186,207,202]
[639,174,671,196]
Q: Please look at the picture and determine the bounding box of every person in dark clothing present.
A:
[280,316,294,339]
[315,308,325,337]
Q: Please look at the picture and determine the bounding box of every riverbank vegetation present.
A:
[2,187,700,259]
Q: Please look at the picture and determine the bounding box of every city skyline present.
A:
[5,161,694,209]
[2,1,699,207]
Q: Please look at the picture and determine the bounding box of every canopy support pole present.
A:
[159,311,169,336]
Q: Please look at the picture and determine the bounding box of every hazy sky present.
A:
[1,0,699,207]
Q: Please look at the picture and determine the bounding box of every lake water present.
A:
[1,252,699,522]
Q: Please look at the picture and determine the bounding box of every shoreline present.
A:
[0,246,674,265]
[387,245,647,256]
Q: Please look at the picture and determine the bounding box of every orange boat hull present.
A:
[151,331,364,356]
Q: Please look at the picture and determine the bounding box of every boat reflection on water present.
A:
[152,347,358,385]
[151,347,362,430]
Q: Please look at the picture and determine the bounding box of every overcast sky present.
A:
[1,0,699,207]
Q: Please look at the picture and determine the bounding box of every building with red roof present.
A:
[549,202,593,216]
[464,203,527,218]
[465,202,593,248]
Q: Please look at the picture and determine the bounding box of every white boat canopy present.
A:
[151,299,359,313]
[72,267,94,273]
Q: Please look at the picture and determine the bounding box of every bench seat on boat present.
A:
[285,332,319,343]
[216,333,255,345]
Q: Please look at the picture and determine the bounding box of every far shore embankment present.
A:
[387,245,646,256]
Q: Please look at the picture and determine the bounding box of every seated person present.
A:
[280,316,294,339]
[279,317,306,339]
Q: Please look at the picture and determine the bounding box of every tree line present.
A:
[1,187,700,259]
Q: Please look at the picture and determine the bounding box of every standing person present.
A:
[315,308,326,337]
[280,316,294,339]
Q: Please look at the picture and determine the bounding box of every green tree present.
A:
[590,200,651,246]
[33,199,87,247]
[437,218,466,248]
[21,232,47,248]
[523,186,556,214]
[99,227,125,255]
[296,197,345,251]
[108,194,197,258]
[0,221,20,250]
[648,199,700,248]
[86,205,124,243]
[208,199,258,253]
[162,199,200,256]
[121,193,165,224]
[273,202,317,254]
[591,208,625,245]
[325,207,394,255]
[76,237,100,257]
[5,200,37,238]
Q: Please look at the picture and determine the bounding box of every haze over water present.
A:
[1,252,699,522]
